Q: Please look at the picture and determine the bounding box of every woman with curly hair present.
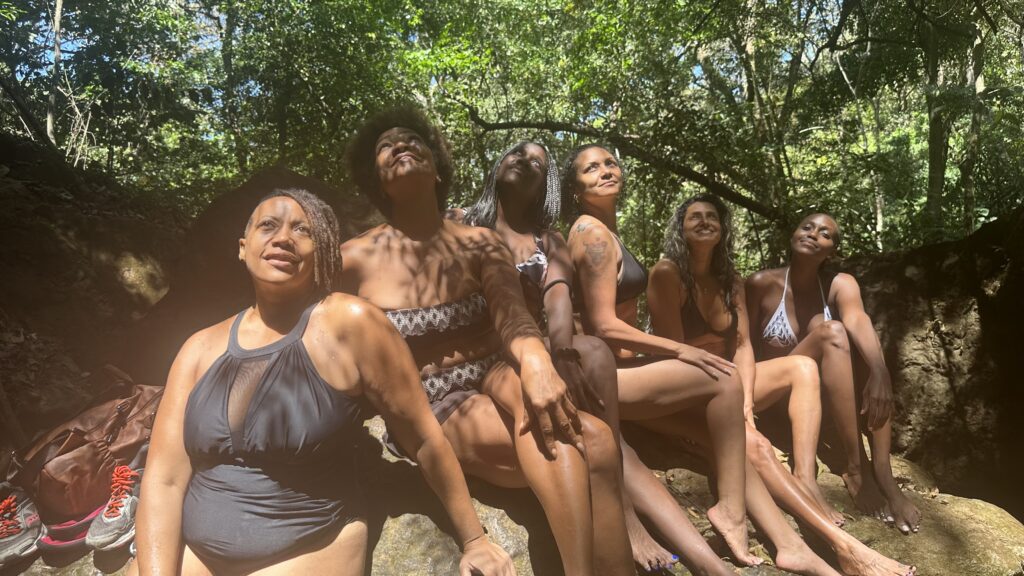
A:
[648,194,916,576]
[651,195,839,523]
[340,111,633,576]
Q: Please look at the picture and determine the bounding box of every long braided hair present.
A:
[246,188,342,295]
[465,141,561,231]
[663,194,738,312]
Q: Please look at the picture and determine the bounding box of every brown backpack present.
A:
[6,367,163,522]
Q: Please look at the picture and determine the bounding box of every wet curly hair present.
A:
[346,105,453,218]
[245,188,342,295]
[663,194,738,312]
[465,141,561,231]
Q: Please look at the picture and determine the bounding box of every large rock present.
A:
[362,418,1024,576]
[13,417,1024,575]
[841,206,1024,519]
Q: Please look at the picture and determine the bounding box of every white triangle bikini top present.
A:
[761,267,832,348]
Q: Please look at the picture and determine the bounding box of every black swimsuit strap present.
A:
[228,300,319,359]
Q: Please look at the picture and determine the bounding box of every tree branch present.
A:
[455,98,781,221]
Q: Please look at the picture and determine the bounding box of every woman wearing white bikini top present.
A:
[745,213,922,535]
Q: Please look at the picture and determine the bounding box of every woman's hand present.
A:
[460,535,516,576]
[861,370,894,430]
[552,349,604,416]
[675,343,736,380]
[519,352,584,458]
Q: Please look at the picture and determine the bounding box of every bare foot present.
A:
[797,473,846,527]
[842,470,887,517]
[835,539,916,576]
[625,508,678,572]
[775,543,842,576]
[706,503,762,567]
[886,490,922,535]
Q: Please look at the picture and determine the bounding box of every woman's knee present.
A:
[580,414,619,474]
[712,370,744,404]
[816,320,850,351]
[789,355,821,390]
[744,428,777,467]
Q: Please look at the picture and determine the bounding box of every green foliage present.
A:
[1,0,1021,260]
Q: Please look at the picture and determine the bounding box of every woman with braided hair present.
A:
[134,188,513,575]
[340,109,634,576]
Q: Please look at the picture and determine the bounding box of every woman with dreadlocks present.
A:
[462,141,727,575]
[340,109,634,576]
[649,196,917,576]
[135,189,513,576]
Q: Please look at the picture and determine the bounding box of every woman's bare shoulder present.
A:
[745,266,785,288]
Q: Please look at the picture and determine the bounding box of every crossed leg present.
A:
[572,336,732,576]
[616,357,758,567]
[791,322,921,533]
[789,321,886,515]
[752,355,844,525]
[441,360,633,576]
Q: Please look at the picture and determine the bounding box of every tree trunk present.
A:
[0,73,56,150]
[221,0,249,174]
[961,30,985,235]
[923,22,949,241]
[46,0,64,146]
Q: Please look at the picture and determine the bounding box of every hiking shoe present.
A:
[0,486,42,567]
[85,465,142,551]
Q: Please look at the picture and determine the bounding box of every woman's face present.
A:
[682,201,722,249]
[496,143,548,203]
[239,196,316,291]
[572,146,622,200]
[374,127,438,199]
[791,213,839,259]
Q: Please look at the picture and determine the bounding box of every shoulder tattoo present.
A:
[584,238,609,267]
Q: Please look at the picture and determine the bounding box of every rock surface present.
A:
[842,206,1024,519]
[10,416,1024,575]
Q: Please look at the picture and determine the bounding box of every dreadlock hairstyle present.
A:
[663,194,739,313]
[465,141,561,231]
[559,144,625,225]
[346,105,453,219]
[246,188,343,296]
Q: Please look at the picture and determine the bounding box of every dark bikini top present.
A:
[680,294,738,358]
[615,236,648,304]
[183,301,365,470]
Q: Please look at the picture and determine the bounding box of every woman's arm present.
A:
[833,273,893,430]
[135,331,206,575]
[743,271,771,359]
[647,259,686,342]
[571,221,734,378]
[474,227,584,457]
[334,297,514,576]
[540,230,602,413]
[733,282,757,426]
